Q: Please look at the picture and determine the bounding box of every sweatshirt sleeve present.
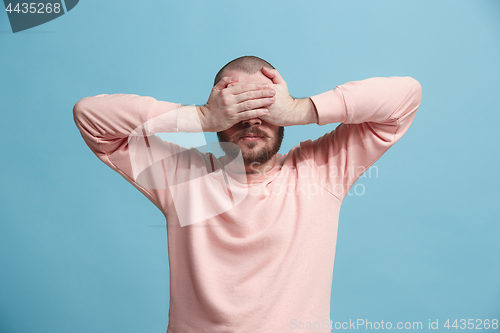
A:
[300,76,422,202]
[73,93,187,214]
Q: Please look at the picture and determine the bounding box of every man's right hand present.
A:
[197,77,276,132]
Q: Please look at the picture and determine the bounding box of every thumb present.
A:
[261,67,285,84]
[213,76,238,91]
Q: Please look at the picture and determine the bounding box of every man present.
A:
[73,55,422,333]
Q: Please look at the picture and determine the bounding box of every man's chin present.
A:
[220,145,271,166]
[218,128,284,166]
[242,147,275,166]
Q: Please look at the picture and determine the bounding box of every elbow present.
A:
[405,77,423,109]
[72,97,98,141]
[388,77,422,122]
[72,97,91,128]
[72,94,108,126]
[73,97,87,120]
[72,95,105,136]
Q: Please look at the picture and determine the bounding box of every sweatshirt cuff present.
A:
[146,99,181,134]
[309,87,347,126]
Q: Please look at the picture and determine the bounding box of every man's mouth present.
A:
[240,134,262,142]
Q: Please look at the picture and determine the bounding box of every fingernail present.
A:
[263,109,269,113]
[262,84,268,88]
[269,90,275,96]
[269,97,275,102]
[230,77,236,81]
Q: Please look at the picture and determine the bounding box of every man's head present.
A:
[215,56,285,169]
[213,55,276,87]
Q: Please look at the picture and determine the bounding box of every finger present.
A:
[236,96,275,113]
[261,67,285,84]
[213,76,238,91]
[236,109,269,122]
[228,82,269,95]
[234,89,276,104]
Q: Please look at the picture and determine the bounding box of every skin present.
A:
[217,69,281,174]
[178,67,318,175]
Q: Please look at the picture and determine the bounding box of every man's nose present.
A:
[242,118,262,126]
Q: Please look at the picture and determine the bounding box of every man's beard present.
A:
[217,126,284,166]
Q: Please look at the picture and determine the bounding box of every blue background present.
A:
[1,0,499,332]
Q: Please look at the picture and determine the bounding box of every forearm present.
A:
[310,76,422,126]
[293,97,319,125]
[73,93,180,154]
[176,105,206,132]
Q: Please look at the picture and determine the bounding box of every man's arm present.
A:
[303,76,422,201]
[72,77,275,214]
[260,68,422,202]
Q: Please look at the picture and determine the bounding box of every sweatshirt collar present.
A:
[218,154,284,184]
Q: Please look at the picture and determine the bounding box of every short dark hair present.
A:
[213,55,275,86]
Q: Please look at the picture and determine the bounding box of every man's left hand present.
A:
[259,67,318,126]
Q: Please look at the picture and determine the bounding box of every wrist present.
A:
[196,105,219,132]
[178,105,204,132]
[294,98,318,125]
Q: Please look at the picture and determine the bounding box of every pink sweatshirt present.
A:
[73,76,422,333]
